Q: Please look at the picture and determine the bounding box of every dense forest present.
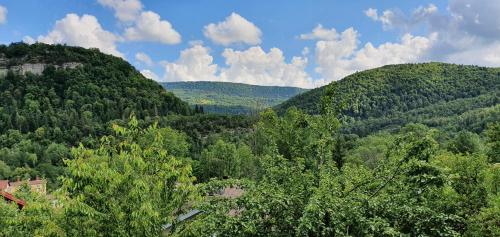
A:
[0,43,194,188]
[162,81,307,114]
[0,44,499,236]
[276,63,499,135]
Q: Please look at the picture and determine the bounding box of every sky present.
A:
[0,0,499,88]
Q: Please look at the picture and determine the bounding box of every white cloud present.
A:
[302,47,310,56]
[204,12,262,46]
[0,5,7,24]
[22,36,36,44]
[364,0,500,66]
[364,8,378,21]
[124,11,181,44]
[162,45,318,88]
[97,0,181,44]
[310,26,435,81]
[366,4,438,31]
[219,47,316,88]
[135,52,153,66]
[163,44,219,82]
[97,0,142,22]
[140,69,159,80]
[300,24,338,41]
[447,0,500,39]
[35,14,123,57]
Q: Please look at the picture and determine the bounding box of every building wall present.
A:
[3,180,47,195]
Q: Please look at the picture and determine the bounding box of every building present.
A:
[0,177,47,195]
[162,186,245,234]
[0,191,26,209]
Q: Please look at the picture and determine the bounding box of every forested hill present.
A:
[0,42,192,143]
[276,62,499,135]
[162,81,308,114]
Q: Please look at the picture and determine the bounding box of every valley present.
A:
[0,43,498,236]
[162,81,308,114]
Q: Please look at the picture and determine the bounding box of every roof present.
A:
[221,187,244,198]
[162,209,202,230]
[1,191,26,208]
[8,179,47,187]
[0,180,8,190]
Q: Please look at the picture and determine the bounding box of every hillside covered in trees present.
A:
[0,45,498,236]
[162,81,307,114]
[276,63,499,135]
[0,43,194,188]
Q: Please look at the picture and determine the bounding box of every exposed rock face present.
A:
[61,62,82,69]
[0,56,7,77]
[11,63,47,75]
[0,59,83,77]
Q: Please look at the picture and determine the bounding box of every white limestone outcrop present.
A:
[0,59,83,77]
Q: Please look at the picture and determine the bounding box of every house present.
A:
[0,177,47,195]
[162,186,245,233]
[0,191,26,209]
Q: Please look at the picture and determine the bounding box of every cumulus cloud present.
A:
[162,45,318,88]
[163,44,219,82]
[316,32,435,81]
[135,52,153,66]
[300,24,436,82]
[0,5,7,24]
[447,0,500,39]
[97,0,142,22]
[365,4,437,31]
[34,14,123,57]
[204,13,262,46]
[365,0,500,66]
[140,69,159,80]
[124,11,181,44]
[98,0,181,44]
[300,24,338,41]
[219,47,316,88]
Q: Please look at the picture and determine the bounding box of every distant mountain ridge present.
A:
[162,81,308,114]
[276,62,499,135]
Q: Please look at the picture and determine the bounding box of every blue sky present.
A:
[0,0,499,88]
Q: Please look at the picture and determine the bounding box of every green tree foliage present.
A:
[1,44,498,235]
[0,186,65,237]
[0,118,199,236]
[276,63,500,135]
[60,117,198,236]
[0,42,192,183]
[485,122,500,162]
[345,132,394,168]
[161,113,256,157]
[196,140,258,181]
[162,81,308,114]
[252,108,343,170]
[447,130,482,155]
[173,111,499,236]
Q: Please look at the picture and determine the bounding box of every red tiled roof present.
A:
[0,180,8,190]
[1,191,25,208]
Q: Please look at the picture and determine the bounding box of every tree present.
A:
[198,140,240,181]
[60,116,198,236]
[448,130,482,155]
[485,122,500,163]
[0,184,65,237]
[175,122,467,236]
